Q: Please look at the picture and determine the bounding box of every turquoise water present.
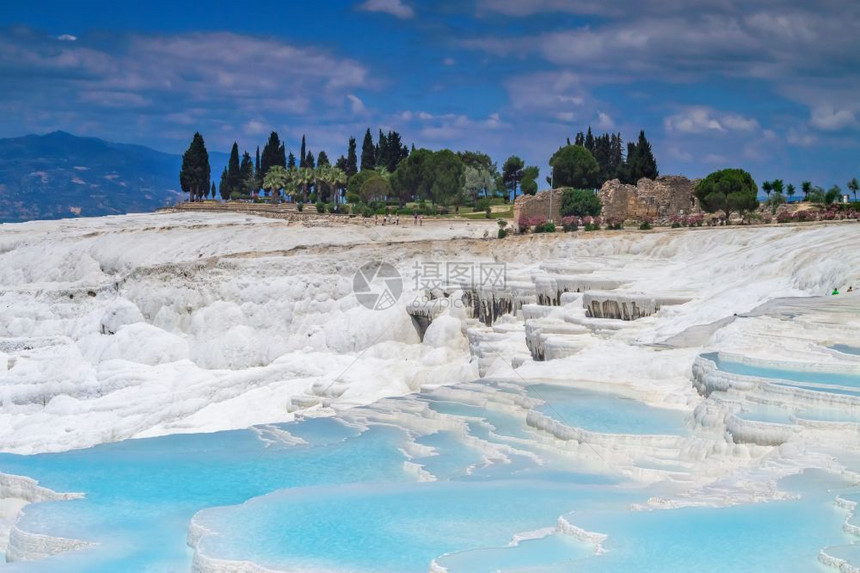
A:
[0,383,853,572]
[0,421,414,572]
[707,353,860,389]
[194,480,623,572]
[735,406,794,425]
[527,384,690,435]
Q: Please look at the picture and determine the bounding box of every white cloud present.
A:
[359,0,414,19]
[243,120,267,135]
[810,107,856,131]
[787,129,817,147]
[664,107,759,134]
[57,34,77,42]
[595,111,614,129]
[346,94,366,115]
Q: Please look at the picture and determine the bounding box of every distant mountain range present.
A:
[0,131,228,224]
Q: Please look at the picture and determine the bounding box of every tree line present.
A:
[179,126,660,208]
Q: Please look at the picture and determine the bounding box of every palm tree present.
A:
[296,167,314,202]
[262,166,288,204]
[327,167,347,206]
[771,179,784,196]
[848,178,859,203]
[761,180,773,198]
[801,181,812,201]
[786,183,796,203]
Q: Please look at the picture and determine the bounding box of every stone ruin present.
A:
[513,175,701,228]
[599,175,700,223]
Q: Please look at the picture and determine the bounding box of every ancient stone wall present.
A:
[599,176,700,223]
[514,176,700,227]
[512,189,564,226]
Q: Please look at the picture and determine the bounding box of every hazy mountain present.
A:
[0,131,227,223]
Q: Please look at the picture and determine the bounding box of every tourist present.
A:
[396,215,400,225]
[832,287,840,295]
[374,214,378,225]
[849,286,855,293]
[413,212,418,225]
[419,214,423,226]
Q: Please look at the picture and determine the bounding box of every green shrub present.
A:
[534,222,556,233]
[485,207,492,218]
[498,229,508,239]
[315,202,326,213]
[561,188,602,218]
[296,202,304,212]
[639,220,652,230]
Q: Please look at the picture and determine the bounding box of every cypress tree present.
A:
[261,132,286,179]
[305,150,315,169]
[387,131,405,172]
[621,142,638,184]
[584,127,595,154]
[277,143,286,169]
[300,136,307,168]
[179,132,211,202]
[346,137,358,177]
[635,130,658,180]
[255,146,261,177]
[219,166,229,200]
[361,128,375,171]
[317,150,330,167]
[287,152,296,170]
[226,142,241,196]
[376,130,389,171]
[336,155,348,173]
[239,151,254,195]
[211,181,216,199]
[574,131,585,146]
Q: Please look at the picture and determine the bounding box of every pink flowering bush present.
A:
[518,215,547,233]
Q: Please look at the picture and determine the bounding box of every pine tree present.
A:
[300,135,307,168]
[179,132,211,202]
[361,128,375,171]
[305,150,315,169]
[288,152,296,170]
[317,150,330,167]
[346,137,358,177]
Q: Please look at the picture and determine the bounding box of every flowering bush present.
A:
[686,214,704,227]
[794,209,816,222]
[518,215,546,233]
[561,216,579,232]
[776,211,792,223]
[582,215,601,231]
[605,217,623,230]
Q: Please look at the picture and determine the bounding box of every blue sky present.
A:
[2,0,858,188]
